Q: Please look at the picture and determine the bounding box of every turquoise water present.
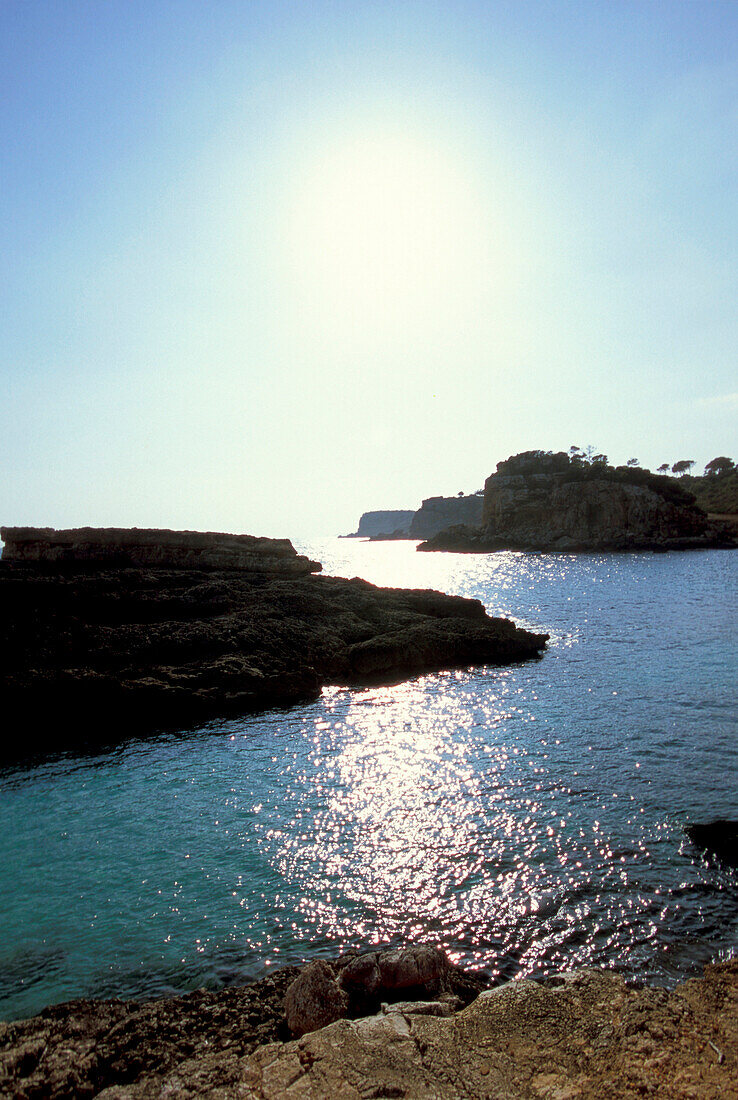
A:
[1,540,736,1021]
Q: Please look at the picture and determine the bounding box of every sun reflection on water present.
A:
[242,671,673,981]
[1,542,736,1020]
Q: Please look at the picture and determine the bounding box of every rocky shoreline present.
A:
[0,527,547,758]
[2,949,736,1098]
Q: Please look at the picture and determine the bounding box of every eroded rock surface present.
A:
[409,494,484,540]
[0,527,321,574]
[345,511,416,538]
[3,962,736,1098]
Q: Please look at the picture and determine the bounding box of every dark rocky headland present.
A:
[0,526,547,757]
[417,451,738,554]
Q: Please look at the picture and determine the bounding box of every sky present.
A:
[2,0,736,538]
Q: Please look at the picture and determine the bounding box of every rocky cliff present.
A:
[345,510,416,538]
[0,526,321,574]
[408,494,484,539]
[418,452,737,553]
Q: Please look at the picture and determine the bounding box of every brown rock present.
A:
[376,945,450,993]
[284,960,349,1037]
[4,961,736,1097]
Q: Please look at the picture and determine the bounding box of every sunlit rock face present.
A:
[0,527,322,574]
[408,494,484,539]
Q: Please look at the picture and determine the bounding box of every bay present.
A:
[1,539,736,1022]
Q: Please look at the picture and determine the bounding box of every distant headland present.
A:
[346,449,738,553]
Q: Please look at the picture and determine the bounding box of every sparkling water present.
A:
[1,540,736,1021]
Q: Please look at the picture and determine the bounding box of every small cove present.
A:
[1,540,736,1021]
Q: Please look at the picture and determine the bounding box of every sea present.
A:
[1,538,736,1022]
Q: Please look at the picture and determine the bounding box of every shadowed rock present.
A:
[283,947,473,1035]
[686,820,738,868]
[0,536,547,757]
[284,960,349,1037]
[417,451,737,553]
[0,526,321,574]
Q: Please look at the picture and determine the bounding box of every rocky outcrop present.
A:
[284,946,469,1037]
[686,820,738,869]
[418,452,737,553]
[408,494,484,540]
[0,545,547,756]
[244,962,738,1100]
[344,511,416,538]
[3,959,736,1098]
[0,527,321,574]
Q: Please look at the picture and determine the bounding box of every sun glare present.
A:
[280,132,494,345]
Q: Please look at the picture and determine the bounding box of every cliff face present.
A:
[409,494,484,539]
[0,527,321,575]
[350,511,416,537]
[418,452,736,553]
[483,475,711,550]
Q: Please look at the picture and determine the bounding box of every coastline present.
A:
[0,557,547,759]
[2,952,736,1098]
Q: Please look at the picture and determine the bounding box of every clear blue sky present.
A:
[2,0,736,537]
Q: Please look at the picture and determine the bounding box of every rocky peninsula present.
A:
[0,526,547,756]
[2,948,736,1098]
[417,451,738,554]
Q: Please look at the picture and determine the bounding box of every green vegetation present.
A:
[499,448,737,514]
[501,448,697,508]
[681,468,738,515]
[648,455,738,515]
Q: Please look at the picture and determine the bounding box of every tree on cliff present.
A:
[704,456,735,477]
[657,463,670,474]
[672,459,695,476]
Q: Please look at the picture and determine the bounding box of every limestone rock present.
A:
[409,493,484,540]
[4,961,737,1097]
[284,960,349,1037]
[0,563,547,757]
[242,962,738,1099]
[376,945,451,994]
[346,510,416,538]
[418,452,737,553]
[0,526,322,574]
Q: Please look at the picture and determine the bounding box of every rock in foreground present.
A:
[2,960,736,1098]
[0,531,547,756]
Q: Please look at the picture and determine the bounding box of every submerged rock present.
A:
[686,820,738,868]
